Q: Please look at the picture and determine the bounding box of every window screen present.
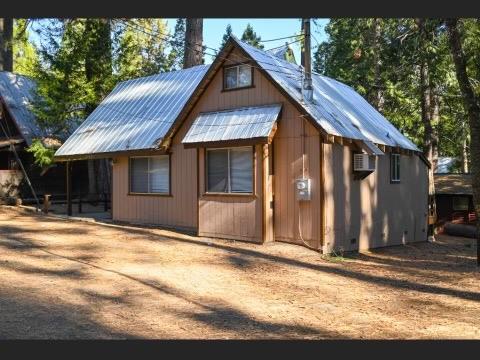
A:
[390,153,400,182]
[224,64,252,89]
[225,67,238,89]
[207,149,228,192]
[230,148,253,192]
[130,156,170,194]
[207,147,253,193]
[453,196,469,211]
[238,65,252,87]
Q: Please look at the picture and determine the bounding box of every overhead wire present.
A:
[115,19,304,80]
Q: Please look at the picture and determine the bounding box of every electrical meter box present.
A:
[295,178,311,201]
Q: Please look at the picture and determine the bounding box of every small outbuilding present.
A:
[434,173,476,233]
[54,36,429,253]
[0,71,87,203]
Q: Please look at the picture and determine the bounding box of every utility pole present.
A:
[302,18,313,102]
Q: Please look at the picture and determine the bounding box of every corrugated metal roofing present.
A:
[0,71,45,145]
[434,174,472,195]
[55,65,209,158]
[182,104,281,144]
[233,37,420,152]
[266,44,297,64]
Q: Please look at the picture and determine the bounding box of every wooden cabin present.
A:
[0,71,87,203]
[55,37,429,253]
[434,173,476,233]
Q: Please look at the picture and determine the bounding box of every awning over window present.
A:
[182,104,282,147]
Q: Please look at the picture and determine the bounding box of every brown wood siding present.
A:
[197,145,263,242]
[273,115,321,248]
[111,143,197,231]
[323,144,429,252]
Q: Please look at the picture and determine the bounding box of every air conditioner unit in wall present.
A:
[353,153,376,172]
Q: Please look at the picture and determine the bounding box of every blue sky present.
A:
[29,19,329,64]
[164,18,329,63]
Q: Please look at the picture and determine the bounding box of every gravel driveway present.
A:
[0,206,478,339]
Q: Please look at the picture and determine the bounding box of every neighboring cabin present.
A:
[0,71,87,202]
[55,36,429,253]
[434,173,476,233]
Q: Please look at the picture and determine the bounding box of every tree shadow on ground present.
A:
[0,288,138,339]
[106,223,480,302]
[0,260,86,279]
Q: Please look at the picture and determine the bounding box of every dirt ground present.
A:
[0,206,478,339]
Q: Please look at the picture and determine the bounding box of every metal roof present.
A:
[434,174,472,195]
[233,37,420,152]
[435,157,458,174]
[0,71,45,145]
[266,44,297,64]
[182,104,281,145]
[55,65,209,158]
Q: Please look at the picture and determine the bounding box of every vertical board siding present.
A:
[112,144,198,231]
[323,144,429,252]
[197,145,263,242]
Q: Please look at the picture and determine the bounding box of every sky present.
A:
[29,18,329,65]
[164,18,329,63]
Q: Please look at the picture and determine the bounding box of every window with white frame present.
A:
[390,153,401,183]
[206,147,253,193]
[130,155,170,194]
[224,64,253,90]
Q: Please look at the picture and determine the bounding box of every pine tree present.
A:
[241,23,264,49]
[220,24,232,48]
[13,19,39,77]
[446,18,480,254]
[167,18,185,70]
[115,18,170,80]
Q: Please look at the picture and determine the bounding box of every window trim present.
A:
[222,63,255,92]
[390,153,401,183]
[128,154,172,196]
[205,146,255,195]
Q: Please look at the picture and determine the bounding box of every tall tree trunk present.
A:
[372,18,384,112]
[84,19,112,202]
[446,18,480,258]
[462,128,469,173]
[429,88,440,172]
[183,19,203,69]
[0,18,13,72]
[417,18,438,238]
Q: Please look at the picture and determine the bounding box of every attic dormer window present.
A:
[223,64,253,90]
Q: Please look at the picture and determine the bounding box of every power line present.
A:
[265,38,304,52]
[259,34,304,43]
[115,19,304,79]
